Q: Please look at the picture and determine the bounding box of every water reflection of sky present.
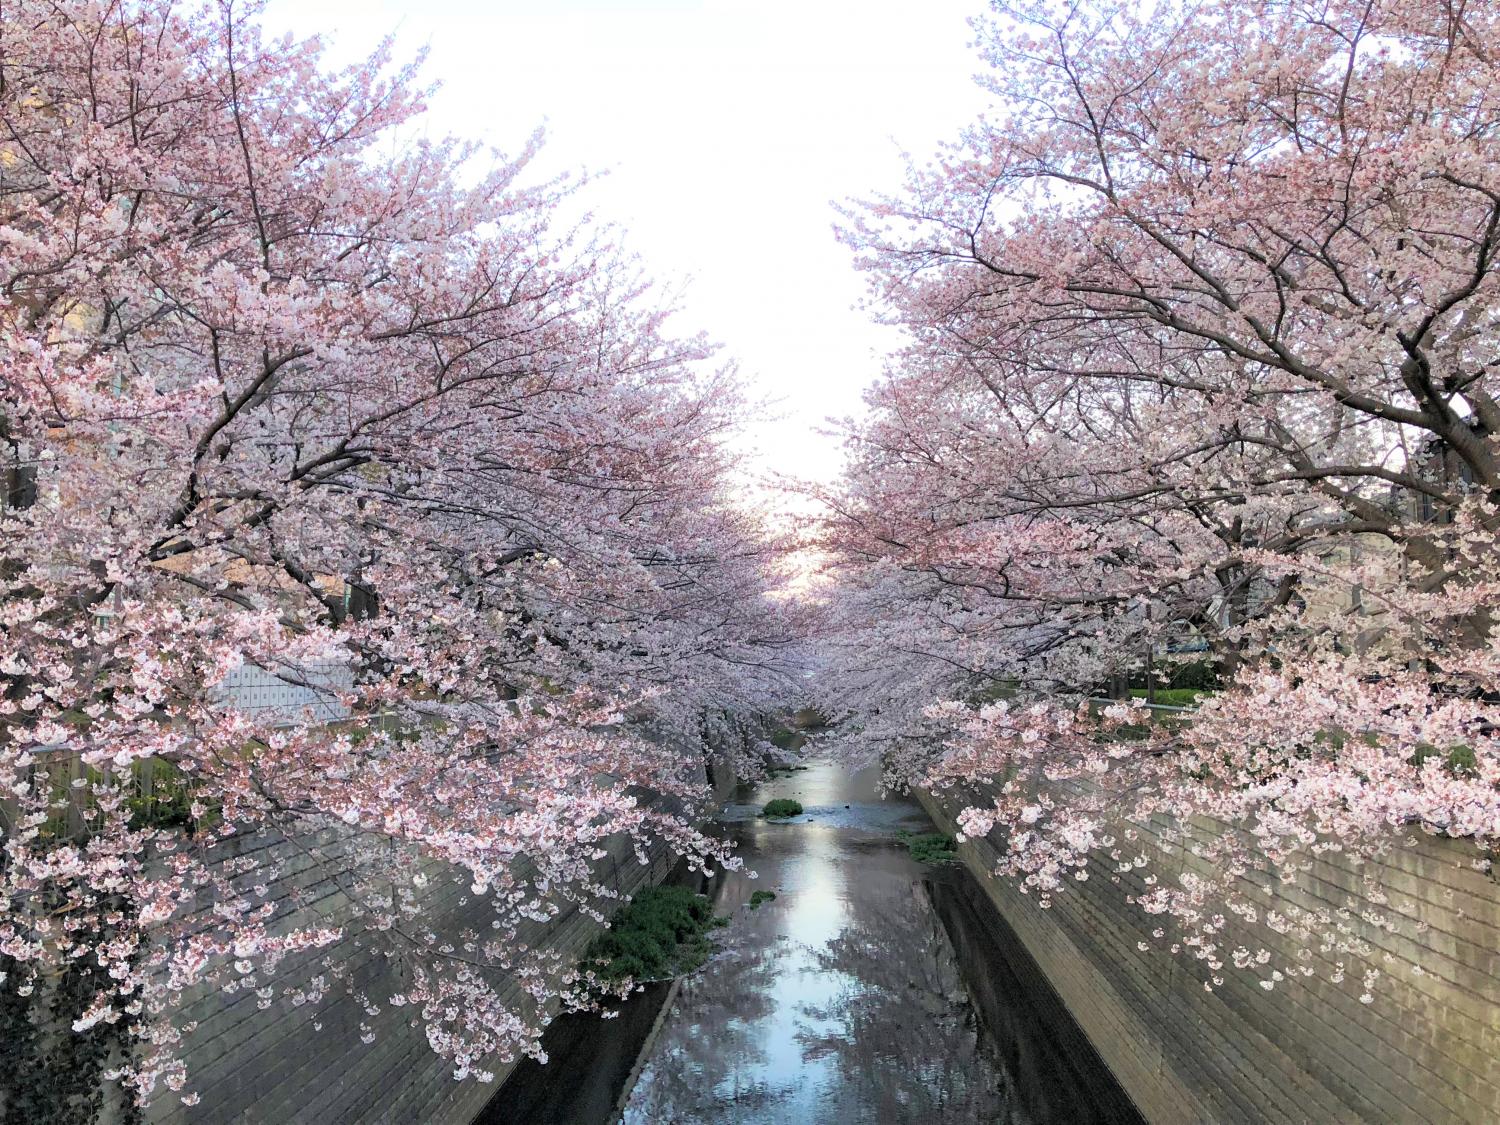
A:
[623,760,1022,1125]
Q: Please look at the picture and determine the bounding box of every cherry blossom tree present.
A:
[821,0,1500,995]
[0,0,796,1104]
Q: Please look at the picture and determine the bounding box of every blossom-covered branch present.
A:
[0,0,798,1102]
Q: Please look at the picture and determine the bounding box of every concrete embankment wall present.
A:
[148,750,737,1125]
[917,784,1500,1125]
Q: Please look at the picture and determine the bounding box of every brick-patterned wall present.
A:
[145,745,736,1125]
[142,825,677,1125]
[917,784,1500,1125]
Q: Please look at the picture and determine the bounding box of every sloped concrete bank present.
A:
[917,784,1500,1125]
[922,869,1144,1124]
[139,748,738,1125]
[467,876,702,1125]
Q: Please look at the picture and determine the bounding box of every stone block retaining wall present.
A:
[917,784,1500,1124]
[143,743,738,1125]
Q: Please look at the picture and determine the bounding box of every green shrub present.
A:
[762,798,803,819]
[583,885,719,984]
[748,890,777,909]
[1448,744,1478,776]
[1164,660,1221,690]
[124,761,197,833]
[899,831,958,865]
[1128,687,1205,707]
[1411,742,1478,777]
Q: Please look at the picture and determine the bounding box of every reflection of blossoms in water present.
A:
[797,877,1022,1123]
[623,779,1020,1125]
[623,931,786,1122]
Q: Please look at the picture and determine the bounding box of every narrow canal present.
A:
[480,759,1142,1124]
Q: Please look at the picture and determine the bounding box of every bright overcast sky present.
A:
[261,0,991,484]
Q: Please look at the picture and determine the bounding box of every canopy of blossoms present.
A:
[817,0,1500,1000]
[0,0,798,1101]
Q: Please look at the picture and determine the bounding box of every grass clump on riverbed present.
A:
[898,830,958,865]
[765,763,811,778]
[762,798,803,819]
[749,890,777,909]
[583,885,725,984]
[1128,687,1205,708]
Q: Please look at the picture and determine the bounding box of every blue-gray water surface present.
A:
[621,759,1019,1124]
[478,757,1142,1125]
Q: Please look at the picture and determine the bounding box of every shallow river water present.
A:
[623,759,1011,1123]
[479,758,1142,1125]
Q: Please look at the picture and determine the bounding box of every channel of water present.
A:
[476,759,1141,1124]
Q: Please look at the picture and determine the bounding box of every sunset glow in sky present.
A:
[261,0,990,482]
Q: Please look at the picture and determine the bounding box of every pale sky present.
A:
[261,0,991,484]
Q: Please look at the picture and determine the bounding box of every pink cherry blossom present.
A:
[1,0,797,1102]
[817,0,1500,996]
